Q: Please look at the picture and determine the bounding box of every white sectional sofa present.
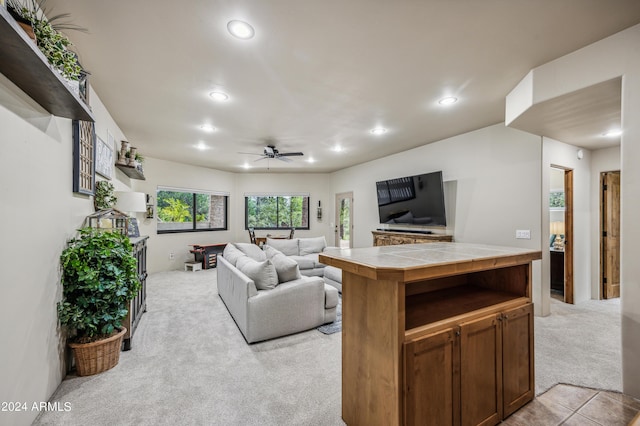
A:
[265,236,343,292]
[217,242,338,343]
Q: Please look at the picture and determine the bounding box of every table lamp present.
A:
[114,191,147,216]
[550,221,565,250]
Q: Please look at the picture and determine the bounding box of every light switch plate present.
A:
[516,230,531,239]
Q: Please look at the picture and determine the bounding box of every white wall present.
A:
[0,77,132,425]
[506,23,640,397]
[590,146,621,299]
[329,123,544,310]
[542,138,592,313]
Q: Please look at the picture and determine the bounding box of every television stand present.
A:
[372,230,452,246]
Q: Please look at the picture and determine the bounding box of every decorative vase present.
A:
[128,147,137,166]
[117,141,128,165]
[68,327,126,376]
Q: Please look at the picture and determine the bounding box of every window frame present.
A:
[244,194,310,231]
[157,187,229,234]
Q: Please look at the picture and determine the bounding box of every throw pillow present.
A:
[267,252,302,283]
[299,236,327,256]
[266,238,299,256]
[236,256,278,290]
[235,242,267,261]
[223,244,244,266]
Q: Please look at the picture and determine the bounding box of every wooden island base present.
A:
[320,243,541,426]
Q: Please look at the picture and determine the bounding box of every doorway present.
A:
[335,192,353,248]
[601,171,621,299]
[549,166,575,304]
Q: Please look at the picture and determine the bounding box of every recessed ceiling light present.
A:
[307,157,316,163]
[196,142,209,150]
[242,162,251,169]
[227,20,255,39]
[602,129,622,137]
[370,127,387,135]
[209,91,229,102]
[438,96,458,106]
[333,145,343,152]
[200,124,216,132]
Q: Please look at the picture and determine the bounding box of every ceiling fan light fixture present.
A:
[438,96,458,106]
[209,91,229,102]
[370,127,387,135]
[227,20,255,39]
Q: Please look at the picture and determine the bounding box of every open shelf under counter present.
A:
[0,7,94,122]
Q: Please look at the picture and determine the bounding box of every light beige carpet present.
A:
[34,270,621,425]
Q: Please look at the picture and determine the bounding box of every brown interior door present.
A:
[601,171,621,299]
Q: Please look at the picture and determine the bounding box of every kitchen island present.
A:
[319,242,542,426]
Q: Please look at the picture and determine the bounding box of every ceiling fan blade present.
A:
[254,156,268,162]
[238,152,264,156]
[278,152,304,157]
[277,156,293,163]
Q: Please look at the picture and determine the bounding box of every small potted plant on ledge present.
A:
[59,228,140,376]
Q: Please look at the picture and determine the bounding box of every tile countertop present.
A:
[319,242,542,282]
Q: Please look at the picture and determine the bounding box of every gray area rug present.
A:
[317,297,341,335]
[34,270,621,425]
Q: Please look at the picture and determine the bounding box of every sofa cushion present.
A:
[236,256,278,290]
[289,255,316,270]
[266,238,299,256]
[223,244,245,266]
[299,236,326,256]
[263,245,302,283]
[324,284,339,309]
[235,242,267,261]
[323,265,342,283]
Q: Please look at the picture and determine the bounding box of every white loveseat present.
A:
[217,242,338,343]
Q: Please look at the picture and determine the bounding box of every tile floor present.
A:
[502,384,640,425]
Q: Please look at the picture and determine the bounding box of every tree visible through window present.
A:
[157,188,228,233]
[245,195,309,230]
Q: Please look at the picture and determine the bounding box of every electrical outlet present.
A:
[515,230,531,239]
[169,252,175,260]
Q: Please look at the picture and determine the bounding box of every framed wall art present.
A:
[72,120,95,195]
[95,135,113,179]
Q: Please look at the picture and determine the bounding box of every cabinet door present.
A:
[404,328,460,426]
[460,314,502,426]
[502,303,534,417]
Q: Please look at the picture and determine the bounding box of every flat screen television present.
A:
[376,171,447,227]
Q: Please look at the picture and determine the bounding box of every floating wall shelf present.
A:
[0,7,94,122]
[115,164,146,180]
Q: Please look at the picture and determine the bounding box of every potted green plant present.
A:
[7,0,86,80]
[58,228,140,376]
[94,181,117,211]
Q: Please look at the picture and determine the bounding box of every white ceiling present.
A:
[46,0,640,173]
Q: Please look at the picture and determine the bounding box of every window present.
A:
[157,187,228,233]
[245,195,309,230]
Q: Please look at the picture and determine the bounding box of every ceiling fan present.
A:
[240,144,304,163]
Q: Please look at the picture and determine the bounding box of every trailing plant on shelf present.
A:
[7,0,87,80]
[94,181,117,211]
[58,228,140,343]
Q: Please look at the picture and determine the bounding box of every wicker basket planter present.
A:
[68,327,126,376]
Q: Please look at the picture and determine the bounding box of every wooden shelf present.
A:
[0,7,94,122]
[405,285,521,331]
[115,164,145,180]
